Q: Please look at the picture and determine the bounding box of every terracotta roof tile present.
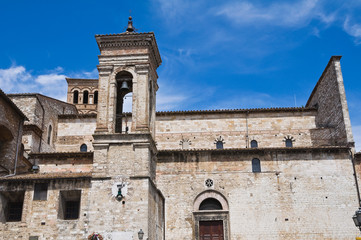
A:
[0,172,92,181]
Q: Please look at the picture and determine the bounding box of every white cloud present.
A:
[157,94,189,111]
[0,65,97,102]
[71,68,98,79]
[0,66,32,92]
[35,73,66,85]
[343,17,361,44]
[216,0,333,28]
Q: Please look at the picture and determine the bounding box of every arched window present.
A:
[250,140,258,148]
[83,91,89,104]
[216,141,223,149]
[285,139,293,147]
[47,125,52,144]
[252,158,261,173]
[73,90,79,104]
[80,144,87,152]
[199,198,223,210]
[94,91,98,104]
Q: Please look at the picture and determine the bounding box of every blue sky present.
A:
[0,0,360,150]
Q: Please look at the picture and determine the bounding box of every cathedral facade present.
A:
[0,18,360,239]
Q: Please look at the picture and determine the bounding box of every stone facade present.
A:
[0,89,27,175]
[0,19,359,240]
[66,78,99,114]
[8,94,78,154]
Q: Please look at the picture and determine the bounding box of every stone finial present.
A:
[126,16,135,32]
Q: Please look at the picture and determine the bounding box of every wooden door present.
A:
[199,220,224,240]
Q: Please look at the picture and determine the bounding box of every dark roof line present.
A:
[29,151,93,158]
[95,32,154,37]
[58,106,316,119]
[156,106,316,115]
[158,146,350,154]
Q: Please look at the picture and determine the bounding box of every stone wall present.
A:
[307,56,354,147]
[0,93,25,175]
[66,78,99,114]
[9,94,77,154]
[157,148,359,239]
[53,109,320,153]
[56,116,97,152]
[0,179,91,240]
[156,110,317,150]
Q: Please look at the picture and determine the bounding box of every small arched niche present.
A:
[115,71,133,133]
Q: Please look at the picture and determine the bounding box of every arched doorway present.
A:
[193,190,230,240]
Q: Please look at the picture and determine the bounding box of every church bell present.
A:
[120,81,130,91]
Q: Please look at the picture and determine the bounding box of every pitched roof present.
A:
[0,88,28,120]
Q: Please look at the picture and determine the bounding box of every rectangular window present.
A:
[58,190,81,220]
[0,191,25,222]
[33,183,48,200]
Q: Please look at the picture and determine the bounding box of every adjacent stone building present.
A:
[0,17,360,239]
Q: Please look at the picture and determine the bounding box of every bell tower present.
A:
[95,16,161,136]
[90,17,164,240]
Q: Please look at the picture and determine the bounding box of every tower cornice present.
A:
[95,32,162,68]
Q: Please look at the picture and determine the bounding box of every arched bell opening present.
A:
[115,71,133,133]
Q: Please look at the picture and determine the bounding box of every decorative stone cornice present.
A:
[97,65,114,76]
[95,32,162,68]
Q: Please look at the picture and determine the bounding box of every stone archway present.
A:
[193,190,230,240]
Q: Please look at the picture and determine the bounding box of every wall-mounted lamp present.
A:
[353,206,361,231]
[116,184,124,201]
[138,229,144,240]
[31,165,40,173]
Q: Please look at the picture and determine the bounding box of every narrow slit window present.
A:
[47,125,52,144]
[80,144,87,152]
[285,139,293,147]
[83,91,89,104]
[251,140,258,148]
[252,158,261,173]
[216,141,223,149]
[94,91,98,104]
[73,90,79,104]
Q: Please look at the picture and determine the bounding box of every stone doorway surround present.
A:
[193,190,230,240]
